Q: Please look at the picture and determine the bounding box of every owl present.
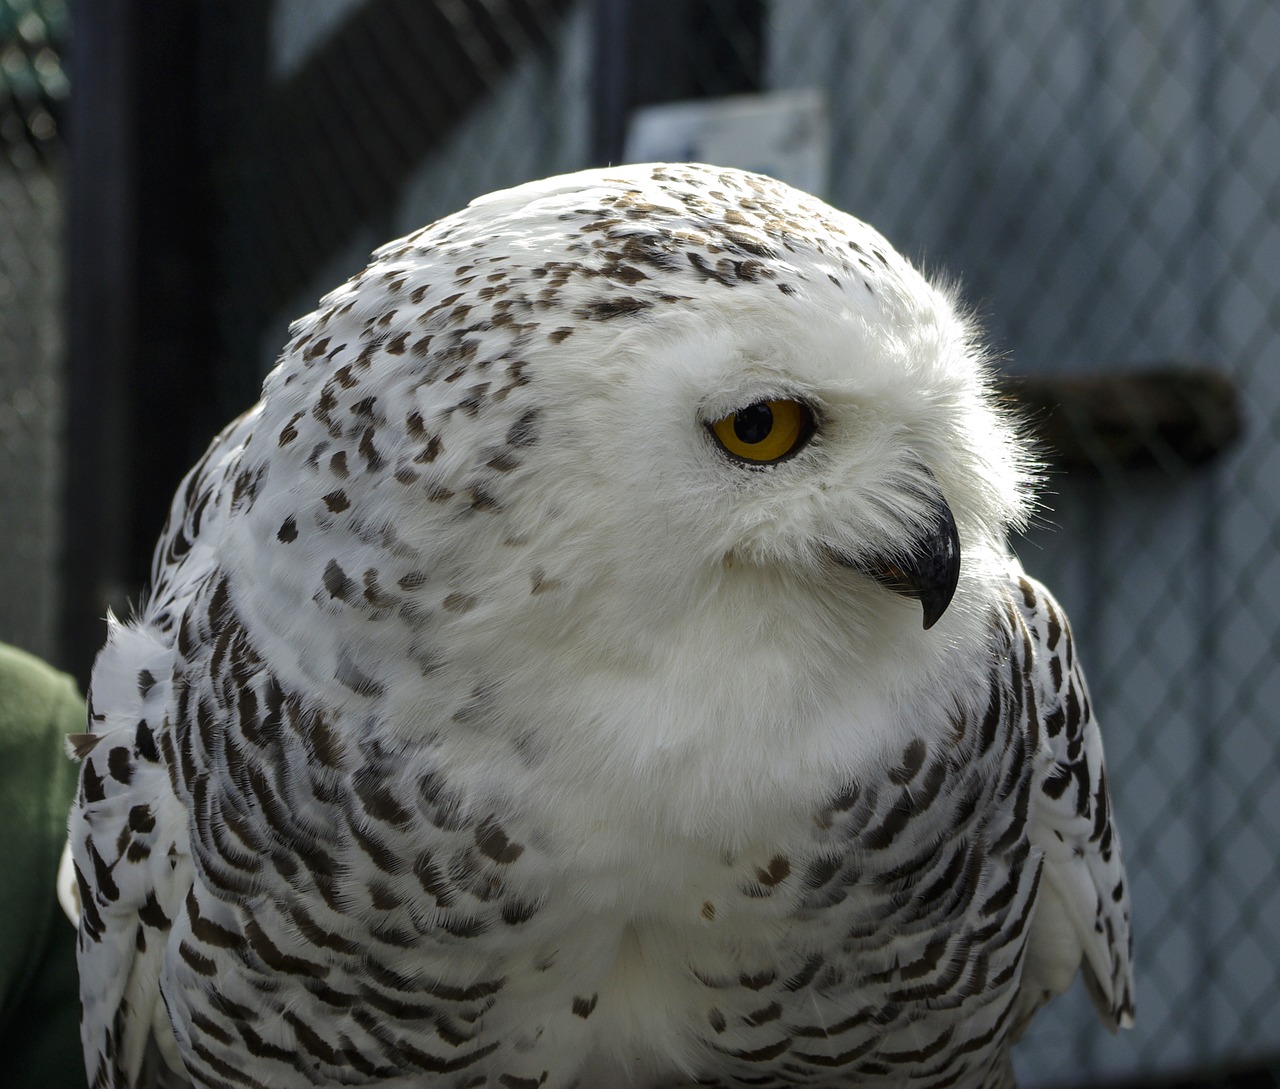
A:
[66,162,1133,1089]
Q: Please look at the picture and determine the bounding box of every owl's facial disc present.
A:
[829,487,961,630]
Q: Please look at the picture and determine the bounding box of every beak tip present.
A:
[836,489,962,630]
[919,530,961,630]
[918,492,961,629]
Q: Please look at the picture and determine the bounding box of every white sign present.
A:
[624,89,829,197]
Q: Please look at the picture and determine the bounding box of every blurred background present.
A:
[0,1,1276,1086]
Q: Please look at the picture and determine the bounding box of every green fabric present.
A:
[0,643,87,1088]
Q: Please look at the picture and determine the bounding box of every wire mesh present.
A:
[214,0,592,384]
[765,4,1280,1081]
[49,0,1280,1086]
[0,0,65,662]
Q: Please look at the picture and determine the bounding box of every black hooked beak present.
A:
[831,491,961,630]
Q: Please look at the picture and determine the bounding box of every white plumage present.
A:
[65,163,1133,1089]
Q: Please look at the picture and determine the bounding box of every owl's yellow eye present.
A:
[709,400,814,464]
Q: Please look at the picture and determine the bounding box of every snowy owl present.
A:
[65,162,1133,1089]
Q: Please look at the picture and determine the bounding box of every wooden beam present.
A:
[995,367,1242,475]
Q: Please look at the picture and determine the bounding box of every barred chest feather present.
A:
[138,568,1044,1089]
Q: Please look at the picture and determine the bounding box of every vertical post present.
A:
[590,0,764,166]
[62,0,138,681]
[61,0,220,682]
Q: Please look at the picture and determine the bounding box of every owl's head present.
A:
[244,164,1033,744]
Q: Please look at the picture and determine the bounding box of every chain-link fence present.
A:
[34,1,1280,1087]
[761,6,1279,1086]
[0,0,66,663]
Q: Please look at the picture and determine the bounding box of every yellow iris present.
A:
[710,399,813,464]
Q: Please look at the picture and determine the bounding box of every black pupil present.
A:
[734,402,774,445]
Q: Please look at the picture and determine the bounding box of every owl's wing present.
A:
[70,630,194,1089]
[1012,573,1136,1035]
[69,411,258,1088]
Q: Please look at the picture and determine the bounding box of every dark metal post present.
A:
[590,0,764,166]
[61,0,219,682]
